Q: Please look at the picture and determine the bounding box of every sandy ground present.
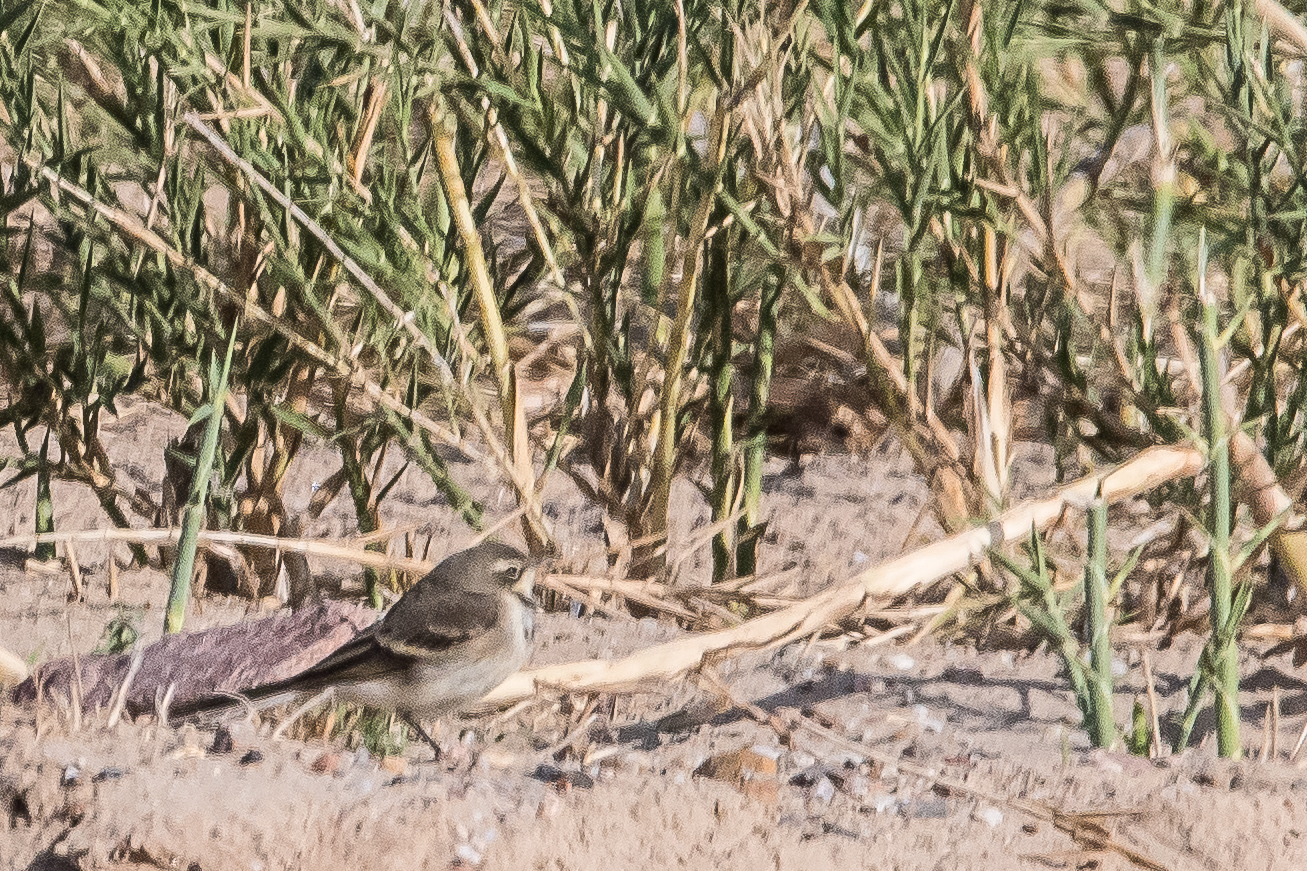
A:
[3,400,1307,870]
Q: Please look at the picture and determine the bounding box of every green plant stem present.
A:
[34,432,54,562]
[1083,491,1116,749]
[737,267,781,578]
[430,100,547,554]
[644,103,730,578]
[707,229,735,584]
[998,530,1092,720]
[1196,227,1241,759]
[163,325,238,635]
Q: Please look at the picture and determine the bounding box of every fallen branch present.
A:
[480,445,1204,705]
[0,646,28,686]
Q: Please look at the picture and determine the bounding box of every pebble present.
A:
[844,773,871,798]
[887,653,916,671]
[974,806,1003,827]
[870,793,898,813]
[900,797,948,819]
[812,777,836,803]
[912,705,945,733]
[536,794,562,819]
[209,727,235,755]
[310,752,341,774]
[478,749,518,770]
[454,844,483,866]
[789,751,816,769]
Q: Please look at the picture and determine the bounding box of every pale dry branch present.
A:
[0,646,28,686]
[480,445,1204,706]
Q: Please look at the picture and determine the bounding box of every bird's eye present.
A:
[500,564,522,581]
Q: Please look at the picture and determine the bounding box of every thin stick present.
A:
[107,644,145,728]
[548,578,640,622]
[1260,703,1273,761]
[536,712,600,762]
[65,540,84,602]
[862,623,918,647]
[1291,715,1307,763]
[107,553,119,600]
[271,687,336,740]
[487,697,537,727]
[1141,649,1163,758]
[0,646,28,685]
[1272,686,1281,760]
[158,683,176,724]
[65,612,83,732]
[470,504,529,546]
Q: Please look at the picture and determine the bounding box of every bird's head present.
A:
[460,541,537,607]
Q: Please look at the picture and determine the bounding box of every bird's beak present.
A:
[513,565,538,606]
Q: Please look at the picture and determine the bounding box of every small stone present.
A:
[813,777,836,804]
[238,750,264,766]
[974,806,1003,827]
[789,751,816,769]
[210,727,235,755]
[310,752,341,774]
[912,705,945,733]
[870,794,898,813]
[887,653,916,671]
[844,774,871,798]
[900,798,948,819]
[1087,750,1124,774]
[478,749,518,770]
[454,844,482,866]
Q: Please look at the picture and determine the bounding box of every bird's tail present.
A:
[167,680,302,725]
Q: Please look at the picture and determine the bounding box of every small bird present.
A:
[169,541,537,730]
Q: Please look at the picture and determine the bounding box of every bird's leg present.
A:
[403,715,443,762]
[271,687,335,740]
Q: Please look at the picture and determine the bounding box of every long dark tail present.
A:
[166,632,385,724]
[167,677,304,724]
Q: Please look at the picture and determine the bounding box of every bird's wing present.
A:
[259,627,412,692]
[170,580,507,723]
[167,627,408,722]
[373,586,501,658]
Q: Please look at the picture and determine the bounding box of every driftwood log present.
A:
[13,602,375,717]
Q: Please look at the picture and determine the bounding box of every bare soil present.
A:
[2,400,1307,870]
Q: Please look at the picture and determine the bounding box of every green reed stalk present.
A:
[164,325,238,634]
